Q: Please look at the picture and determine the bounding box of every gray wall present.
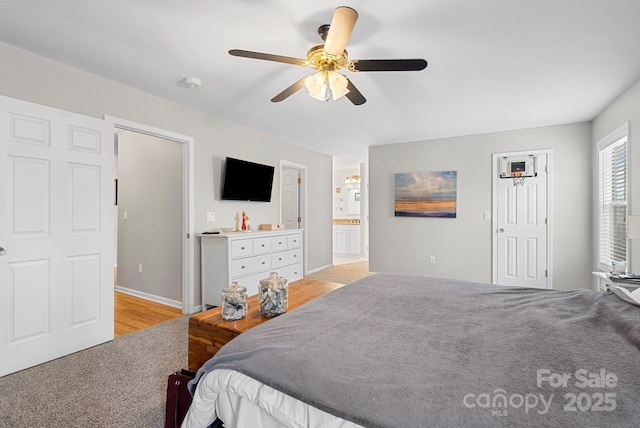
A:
[4,39,637,296]
[117,131,183,302]
[592,76,640,273]
[369,122,593,290]
[0,42,334,306]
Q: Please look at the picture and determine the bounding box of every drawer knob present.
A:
[241,246,246,250]
[241,265,246,269]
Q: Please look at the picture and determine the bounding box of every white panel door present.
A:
[281,166,300,229]
[0,95,113,377]
[495,153,549,288]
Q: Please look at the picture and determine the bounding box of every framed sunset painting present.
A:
[394,171,457,218]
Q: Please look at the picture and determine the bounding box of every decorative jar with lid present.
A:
[259,272,288,317]
[221,282,247,320]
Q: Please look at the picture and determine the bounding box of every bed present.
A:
[183,273,640,427]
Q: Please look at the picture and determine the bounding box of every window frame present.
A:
[597,122,630,272]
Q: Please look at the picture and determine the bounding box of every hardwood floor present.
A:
[114,291,183,338]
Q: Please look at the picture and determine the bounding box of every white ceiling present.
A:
[1,0,640,167]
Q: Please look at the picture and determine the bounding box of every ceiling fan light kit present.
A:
[305,71,350,101]
[304,72,329,101]
[229,6,427,105]
[327,71,350,99]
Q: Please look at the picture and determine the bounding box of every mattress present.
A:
[184,368,361,428]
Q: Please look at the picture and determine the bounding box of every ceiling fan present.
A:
[229,6,428,105]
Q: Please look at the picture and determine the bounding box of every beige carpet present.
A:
[0,316,188,427]
[305,261,370,284]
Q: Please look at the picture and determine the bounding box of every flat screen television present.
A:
[221,157,275,202]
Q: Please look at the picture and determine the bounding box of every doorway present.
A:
[332,163,368,264]
[492,149,552,288]
[281,163,303,229]
[108,117,195,314]
[280,160,307,271]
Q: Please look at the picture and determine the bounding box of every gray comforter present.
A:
[190,274,640,427]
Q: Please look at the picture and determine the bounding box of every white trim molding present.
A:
[115,285,185,310]
[105,116,196,314]
[280,159,308,275]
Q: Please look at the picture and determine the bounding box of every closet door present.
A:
[494,152,549,289]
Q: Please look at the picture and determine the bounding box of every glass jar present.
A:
[259,272,288,317]
[221,282,247,320]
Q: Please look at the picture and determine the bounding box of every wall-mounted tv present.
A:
[221,157,275,202]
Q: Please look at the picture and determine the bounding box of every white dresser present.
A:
[199,229,303,308]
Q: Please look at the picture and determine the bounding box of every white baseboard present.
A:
[115,285,182,310]
[306,263,333,275]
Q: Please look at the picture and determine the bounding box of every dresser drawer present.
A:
[232,271,266,293]
[287,233,302,249]
[271,235,287,252]
[231,254,271,277]
[230,239,253,258]
[253,237,272,255]
[272,248,302,269]
[279,263,303,283]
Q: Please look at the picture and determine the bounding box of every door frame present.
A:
[106,116,196,313]
[280,160,307,274]
[360,162,369,261]
[491,148,553,288]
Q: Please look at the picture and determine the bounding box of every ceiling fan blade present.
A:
[324,6,358,56]
[229,49,307,66]
[271,77,307,102]
[345,78,366,106]
[349,59,428,72]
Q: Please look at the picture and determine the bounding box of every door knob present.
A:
[0,247,5,256]
[499,228,505,233]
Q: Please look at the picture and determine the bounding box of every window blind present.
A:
[598,135,628,270]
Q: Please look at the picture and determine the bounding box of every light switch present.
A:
[124,211,128,221]
[483,211,491,221]
[207,211,216,222]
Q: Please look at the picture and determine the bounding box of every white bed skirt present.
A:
[182,369,363,428]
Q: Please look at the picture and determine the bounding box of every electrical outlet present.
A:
[138,264,143,273]
[430,256,436,264]
[206,211,216,222]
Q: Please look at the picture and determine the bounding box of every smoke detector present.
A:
[182,76,202,88]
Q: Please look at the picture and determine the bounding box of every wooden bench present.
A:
[188,278,344,370]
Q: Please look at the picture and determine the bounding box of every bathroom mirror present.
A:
[346,188,361,215]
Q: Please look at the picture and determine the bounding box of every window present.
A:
[597,123,629,271]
